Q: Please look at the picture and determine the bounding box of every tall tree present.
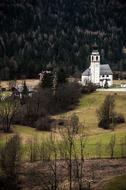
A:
[97,95,115,129]
[0,99,19,132]
[41,71,54,89]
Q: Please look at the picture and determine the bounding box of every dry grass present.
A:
[0,79,125,89]
[113,80,126,85]
[0,79,40,89]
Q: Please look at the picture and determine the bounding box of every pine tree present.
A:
[21,81,29,104]
[41,71,54,89]
[22,81,29,95]
[57,68,67,86]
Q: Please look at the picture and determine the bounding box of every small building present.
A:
[121,83,126,88]
[39,70,52,81]
[81,44,113,87]
[12,84,33,99]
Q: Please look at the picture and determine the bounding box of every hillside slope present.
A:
[0,0,126,79]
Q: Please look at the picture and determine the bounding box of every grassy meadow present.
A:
[0,79,40,89]
[60,91,126,135]
[0,91,126,158]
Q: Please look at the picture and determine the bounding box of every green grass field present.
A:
[60,91,126,135]
[0,91,126,158]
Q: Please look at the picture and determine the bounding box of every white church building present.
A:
[81,45,113,87]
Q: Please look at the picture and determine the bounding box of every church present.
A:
[81,45,113,87]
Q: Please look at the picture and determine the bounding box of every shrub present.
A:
[53,82,81,112]
[14,82,82,129]
[81,83,96,94]
[35,116,51,131]
[70,113,79,134]
[97,95,125,129]
[112,113,125,124]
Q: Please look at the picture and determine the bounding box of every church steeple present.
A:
[92,42,98,51]
[90,44,100,84]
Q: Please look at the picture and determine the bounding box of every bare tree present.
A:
[70,113,80,134]
[0,99,19,132]
[59,124,75,190]
[39,138,52,161]
[48,137,59,190]
[95,140,102,158]
[73,127,87,190]
[27,135,40,162]
[59,117,87,190]
[36,134,59,190]
[0,135,21,189]
[0,134,21,177]
[108,134,116,158]
[66,127,74,190]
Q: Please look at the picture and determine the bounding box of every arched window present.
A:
[92,56,94,61]
[96,56,98,61]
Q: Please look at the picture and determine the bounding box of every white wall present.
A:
[99,75,113,87]
[81,49,113,87]
[90,51,100,85]
[81,75,90,86]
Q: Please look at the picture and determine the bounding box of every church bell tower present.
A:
[90,43,100,85]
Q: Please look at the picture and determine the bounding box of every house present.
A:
[81,44,113,87]
[121,83,126,88]
[12,84,33,99]
[39,70,52,81]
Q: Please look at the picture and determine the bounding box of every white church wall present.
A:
[109,75,113,86]
[81,47,113,87]
[81,76,90,85]
[100,75,113,87]
[90,52,100,84]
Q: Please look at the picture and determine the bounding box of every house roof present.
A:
[82,64,113,76]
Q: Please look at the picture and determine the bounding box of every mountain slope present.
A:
[0,0,126,79]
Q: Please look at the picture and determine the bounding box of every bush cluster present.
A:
[81,83,96,94]
[97,95,125,130]
[13,82,81,131]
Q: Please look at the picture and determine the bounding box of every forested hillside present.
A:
[0,0,126,80]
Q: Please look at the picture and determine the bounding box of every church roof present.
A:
[92,42,98,51]
[82,68,90,76]
[82,64,113,76]
[100,64,113,75]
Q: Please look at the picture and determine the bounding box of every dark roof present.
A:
[82,68,90,76]
[82,64,113,76]
[100,64,113,75]
[92,42,98,51]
